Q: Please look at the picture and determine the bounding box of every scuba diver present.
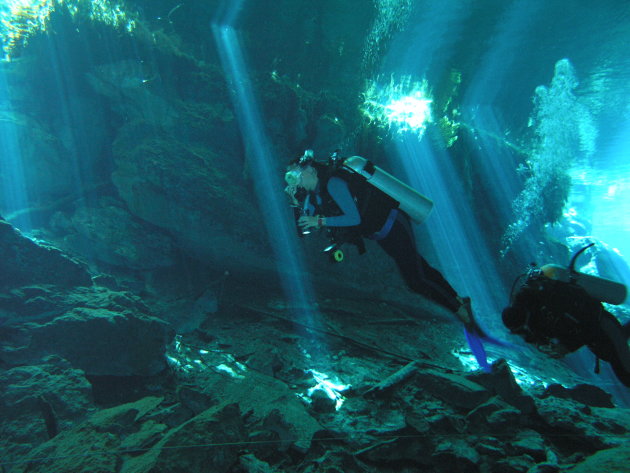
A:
[502,243,630,387]
[284,150,492,367]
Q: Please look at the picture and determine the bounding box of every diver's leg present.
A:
[596,313,630,387]
[599,314,630,374]
[610,358,630,387]
[377,214,460,312]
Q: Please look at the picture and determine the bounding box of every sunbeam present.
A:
[211,1,319,326]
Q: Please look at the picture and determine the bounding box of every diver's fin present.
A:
[462,310,509,372]
[465,327,491,372]
[456,297,508,371]
[468,317,509,349]
[456,297,506,346]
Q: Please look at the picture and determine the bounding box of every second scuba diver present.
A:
[284,150,491,366]
[503,244,630,387]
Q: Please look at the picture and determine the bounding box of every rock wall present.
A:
[0,1,385,281]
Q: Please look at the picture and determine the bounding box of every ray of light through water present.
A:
[375,0,630,402]
[211,1,318,326]
[0,64,31,231]
[374,0,510,341]
[392,135,506,334]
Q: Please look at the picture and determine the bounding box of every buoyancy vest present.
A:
[512,274,600,352]
[316,167,400,237]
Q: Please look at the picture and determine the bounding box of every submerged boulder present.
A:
[415,367,492,410]
[1,268,173,378]
[466,359,536,414]
[50,200,176,270]
[540,383,615,408]
[0,218,91,289]
[1,305,172,377]
[0,112,76,215]
[534,396,630,452]
[432,439,480,473]
[8,396,166,473]
[120,402,245,473]
[85,59,178,129]
[111,122,267,267]
[565,444,630,473]
[0,217,173,377]
[9,395,244,473]
[0,357,94,466]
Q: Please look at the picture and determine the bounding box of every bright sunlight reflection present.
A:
[361,75,433,138]
[0,0,135,59]
[303,369,351,410]
[384,92,432,131]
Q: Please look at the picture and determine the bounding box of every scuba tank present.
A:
[343,156,434,224]
[540,243,628,305]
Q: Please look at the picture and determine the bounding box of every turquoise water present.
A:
[1,1,630,470]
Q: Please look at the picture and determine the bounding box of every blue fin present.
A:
[465,327,491,372]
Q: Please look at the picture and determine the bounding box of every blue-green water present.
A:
[1,0,630,470]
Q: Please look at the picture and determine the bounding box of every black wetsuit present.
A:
[309,167,461,313]
[505,274,630,387]
[376,212,460,312]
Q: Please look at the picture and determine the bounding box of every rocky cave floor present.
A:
[3,290,630,472]
[2,221,630,473]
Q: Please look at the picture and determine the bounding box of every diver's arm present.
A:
[323,177,361,227]
[297,177,361,230]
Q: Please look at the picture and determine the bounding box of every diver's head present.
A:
[284,166,304,206]
[284,150,320,204]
